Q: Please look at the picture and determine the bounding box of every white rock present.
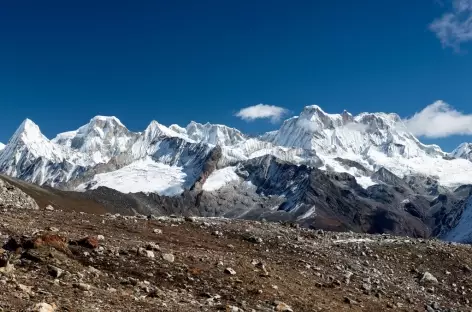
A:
[76,283,92,291]
[30,302,56,312]
[144,250,155,258]
[17,283,33,294]
[421,272,438,284]
[45,205,55,211]
[153,229,163,234]
[0,262,14,274]
[275,301,293,312]
[162,253,175,263]
[225,267,236,275]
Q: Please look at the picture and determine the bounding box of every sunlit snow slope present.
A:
[77,157,186,195]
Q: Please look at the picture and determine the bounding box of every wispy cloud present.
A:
[430,0,472,50]
[405,100,472,138]
[235,104,288,123]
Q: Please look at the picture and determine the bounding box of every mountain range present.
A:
[2,105,472,243]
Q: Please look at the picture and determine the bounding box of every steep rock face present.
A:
[371,167,411,191]
[451,143,472,162]
[440,186,472,243]
[0,176,39,209]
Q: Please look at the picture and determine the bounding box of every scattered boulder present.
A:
[162,253,175,263]
[0,261,14,274]
[47,265,64,278]
[274,301,293,312]
[420,272,438,284]
[138,248,155,259]
[72,236,99,249]
[17,283,33,294]
[27,233,69,253]
[243,235,263,244]
[146,242,160,251]
[30,302,56,312]
[45,205,55,211]
[2,237,22,252]
[344,296,358,305]
[74,283,91,291]
[225,267,237,275]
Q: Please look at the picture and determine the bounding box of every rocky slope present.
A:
[0,205,471,311]
[0,177,38,210]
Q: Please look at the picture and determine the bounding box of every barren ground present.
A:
[1,208,471,311]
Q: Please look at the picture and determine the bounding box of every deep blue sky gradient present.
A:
[1,0,472,151]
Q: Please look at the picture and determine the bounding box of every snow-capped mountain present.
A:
[2,106,472,241]
[52,116,138,164]
[0,119,92,185]
[262,105,472,187]
[179,121,247,146]
[451,143,472,162]
[2,106,472,191]
[0,143,4,151]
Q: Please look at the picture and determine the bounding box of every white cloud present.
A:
[404,100,472,138]
[235,104,288,123]
[430,0,472,50]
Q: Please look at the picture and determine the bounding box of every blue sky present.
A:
[1,0,472,151]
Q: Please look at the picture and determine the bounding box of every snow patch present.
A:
[202,166,240,191]
[333,238,375,244]
[77,157,186,196]
[297,205,316,220]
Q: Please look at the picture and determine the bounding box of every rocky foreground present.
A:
[0,206,471,312]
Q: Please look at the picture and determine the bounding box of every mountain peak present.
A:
[11,118,45,144]
[303,105,326,114]
[0,118,65,172]
[18,118,40,131]
[0,142,4,151]
[185,121,246,146]
[88,116,125,128]
[452,143,472,161]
